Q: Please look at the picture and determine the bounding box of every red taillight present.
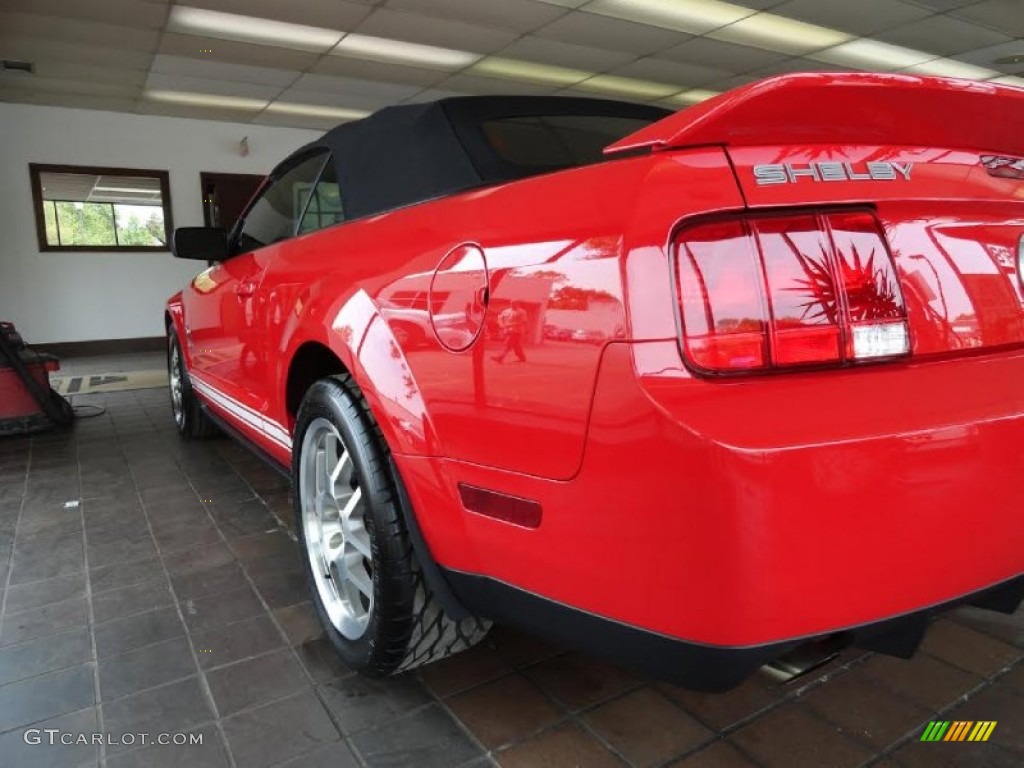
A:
[675,210,909,374]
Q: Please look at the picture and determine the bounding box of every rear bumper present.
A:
[446,569,1024,692]
[414,340,1024,658]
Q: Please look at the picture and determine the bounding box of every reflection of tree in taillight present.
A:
[675,210,910,374]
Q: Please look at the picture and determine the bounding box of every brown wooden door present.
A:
[200,172,265,231]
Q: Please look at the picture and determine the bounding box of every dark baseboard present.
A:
[33,337,165,358]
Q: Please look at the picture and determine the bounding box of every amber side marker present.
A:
[458,483,542,529]
[920,721,997,742]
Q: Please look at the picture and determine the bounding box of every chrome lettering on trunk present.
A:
[753,162,914,185]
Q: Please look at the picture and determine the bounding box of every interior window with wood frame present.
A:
[29,164,173,252]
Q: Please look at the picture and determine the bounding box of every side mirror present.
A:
[172,227,228,261]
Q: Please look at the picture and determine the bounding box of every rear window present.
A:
[481,114,655,169]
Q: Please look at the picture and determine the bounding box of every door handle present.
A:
[235,281,256,298]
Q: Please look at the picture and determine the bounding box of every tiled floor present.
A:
[0,355,1021,768]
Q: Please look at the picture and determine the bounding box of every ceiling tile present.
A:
[0,11,161,51]
[253,111,338,130]
[144,72,284,99]
[310,56,450,88]
[402,87,472,103]
[902,0,981,9]
[0,35,156,70]
[354,9,519,54]
[288,73,423,103]
[138,100,260,123]
[952,39,1024,72]
[436,72,557,96]
[0,74,142,99]
[535,11,687,55]
[384,0,567,33]
[32,61,148,87]
[179,0,374,31]
[770,0,932,36]
[658,36,790,72]
[533,0,589,7]
[271,86,399,112]
[952,0,1024,37]
[0,0,168,28]
[497,35,635,72]
[875,15,1011,56]
[0,89,140,114]
[150,54,298,87]
[552,85,653,106]
[609,57,735,88]
[158,32,322,70]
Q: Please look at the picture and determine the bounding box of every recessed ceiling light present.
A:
[265,102,370,121]
[332,34,480,70]
[811,40,933,70]
[145,90,269,111]
[906,59,1000,79]
[709,13,852,55]
[167,6,342,52]
[587,0,754,35]
[575,74,681,100]
[470,57,591,87]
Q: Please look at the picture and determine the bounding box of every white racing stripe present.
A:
[190,374,292,453]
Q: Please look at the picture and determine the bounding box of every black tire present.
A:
[167,328,219,439]
[293,374,489,676]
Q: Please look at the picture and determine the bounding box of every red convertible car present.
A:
[167,72,1024,691]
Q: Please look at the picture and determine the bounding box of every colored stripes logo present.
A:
[920,721,997,742]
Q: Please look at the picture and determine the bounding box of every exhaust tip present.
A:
[760,634,850,684]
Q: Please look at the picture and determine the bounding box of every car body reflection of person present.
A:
[493,301,527,363]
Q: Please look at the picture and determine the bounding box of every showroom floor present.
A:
[0,355,1021,768]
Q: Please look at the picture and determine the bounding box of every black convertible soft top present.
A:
[290,96,671,221]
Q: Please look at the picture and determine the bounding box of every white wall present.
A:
[0,103,320,343]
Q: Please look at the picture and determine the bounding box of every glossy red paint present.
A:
[168,74,1024,654]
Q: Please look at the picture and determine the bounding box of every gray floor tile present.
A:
[89,557,161,594]
[222,691,340,768]
[94,606,185,659]
[105,724,230,768]
[0,596,89,647]
[320,674,432,736]
[293,637,353,685]
[277,741,361,768]
[191,614,285,671]
[170,562,249,601]
[351,703,483,768]
[4,572,87,614]
[205,648,308,718]
[0,663,95,733]
[101,676,214,755]
[92,577,173,624]
[0,627,93,686]
[180,584,266,634]
[0,705,99,768]
[99,636,197,701]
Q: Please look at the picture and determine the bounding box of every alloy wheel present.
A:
[299,417,374,640]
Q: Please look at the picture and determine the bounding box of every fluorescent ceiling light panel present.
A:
[812,40,932,71]
[265,102,371,120]
[587,0,754,34]
[709,13,852,55]
[145,90,269,110]
[576,74,681,100]
[332,34,480,70]
[905,59,1000,80]
[668,89,721,104]
[168,6,341,52]
[471,57,591,87]
[992,76,1024,88]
